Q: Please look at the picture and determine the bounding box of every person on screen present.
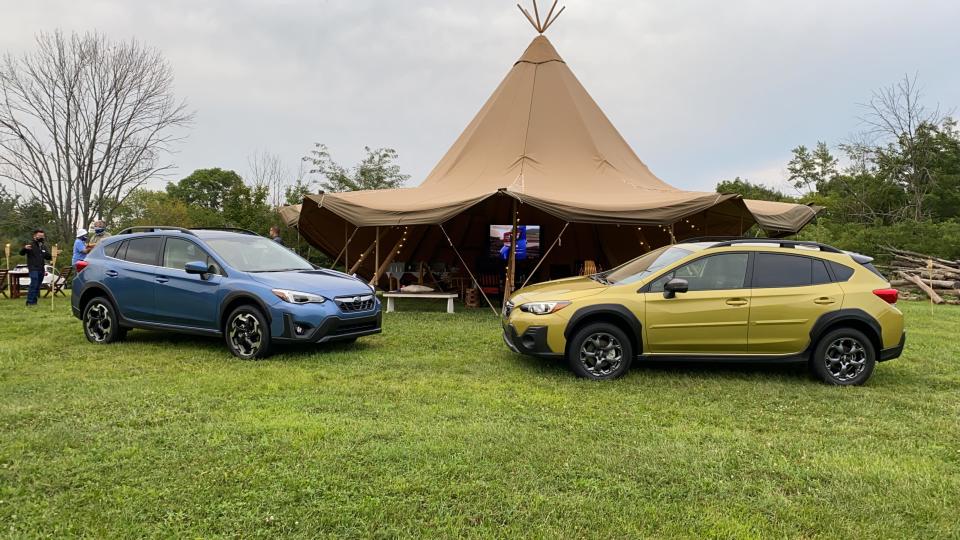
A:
[499,226,528,261]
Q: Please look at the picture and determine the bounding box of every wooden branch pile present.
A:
[876,247,960,305]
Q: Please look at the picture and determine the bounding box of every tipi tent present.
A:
[285,12,819,301]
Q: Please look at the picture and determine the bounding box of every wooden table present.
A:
[383,292,459,314]
[7,270,28,299]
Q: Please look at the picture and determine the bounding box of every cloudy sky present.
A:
[2,0,958,194]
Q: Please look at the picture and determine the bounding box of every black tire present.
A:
[566,323,634,380]
[225,305,272,359]
[811,328,876,386]
[82,297,124,344]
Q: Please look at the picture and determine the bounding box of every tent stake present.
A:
[440,223,498,316]
[521,221,568,289]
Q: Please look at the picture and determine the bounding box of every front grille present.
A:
[503,301,515,318]
[331,320,379,336]
[334,294,375,313]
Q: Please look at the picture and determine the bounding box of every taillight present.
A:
[873,288,898,304]
[76,260,89,272]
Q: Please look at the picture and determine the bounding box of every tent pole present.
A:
[344,223,349,272]
[668,223,677,244]
[330,226,359,270]
[374,226,380,288]
[440,223,498,316]
[521,221,568,289]
[503,198,519,307]
[372,227,407,288]
[349,227,389,276]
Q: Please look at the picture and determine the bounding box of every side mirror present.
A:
[663,278,689,299]
[184,261,210,279]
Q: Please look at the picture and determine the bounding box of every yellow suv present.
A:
[502,239,904,385]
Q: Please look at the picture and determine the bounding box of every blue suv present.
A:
[71,227,382,358]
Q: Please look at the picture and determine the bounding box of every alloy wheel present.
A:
[579,332,623,377]
[229,313,263,357]
[824,337,867,382]
[85,302,113,342]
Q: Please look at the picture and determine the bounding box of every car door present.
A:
[105,236,164,322]
[747,253,844,354]
[153,237,222,329]
[642,252,752,354]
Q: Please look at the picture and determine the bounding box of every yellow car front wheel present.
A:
[567,323,634,380]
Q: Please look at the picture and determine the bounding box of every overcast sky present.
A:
[2,0,958,195]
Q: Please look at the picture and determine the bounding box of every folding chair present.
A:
[43,267,71,298]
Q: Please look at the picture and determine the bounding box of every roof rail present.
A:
[190,227,260,236]
[707,238,843,253]
[117,226,196,236]
[681,235,759,243]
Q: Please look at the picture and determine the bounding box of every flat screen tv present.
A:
[489,225,541,261]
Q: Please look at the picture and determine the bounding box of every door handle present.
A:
[155,277,169,284]
[725,298,749,306]
[105,270,118,278]
[814,297,836,305]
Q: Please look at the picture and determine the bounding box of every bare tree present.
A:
[858,74,945,221]
[0,30,192,240]
[247,150,289,207]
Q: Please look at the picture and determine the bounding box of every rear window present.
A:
[829,261,855,282]
[105,241,125,259]
[123,237,163,266]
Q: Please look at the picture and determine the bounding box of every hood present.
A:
[248,269,373,298]
[510,276,607,304]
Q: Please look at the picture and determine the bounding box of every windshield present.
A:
[204,236,313,272]
[603,245,694,285]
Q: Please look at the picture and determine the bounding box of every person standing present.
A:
[72,228,89,266]
[86,220,111,252]
[269,225,285,246]
[19,228,52,307]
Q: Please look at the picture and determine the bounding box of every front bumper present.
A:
[274,310,382,344]
[502,323,561,358]
[879,331,906,362]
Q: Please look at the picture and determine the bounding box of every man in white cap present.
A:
[72,228,89,266]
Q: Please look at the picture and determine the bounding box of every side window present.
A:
[649,253,749,292]
[812,259,832,285]
[163,238,204,270]
[829,261,855,282]
[754,253,818,288]
[123,237,163,266]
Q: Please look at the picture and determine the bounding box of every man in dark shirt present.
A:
[19,228,52,306]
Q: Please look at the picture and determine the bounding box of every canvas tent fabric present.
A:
[287,35,819,281]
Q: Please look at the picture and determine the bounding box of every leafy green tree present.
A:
[716,177,796,203]
[284,179,314,206]
[787,142,838,195]
[302,144,409,193]
[163,168,273,234]
[166,168,246,211]
[110,189,196,231]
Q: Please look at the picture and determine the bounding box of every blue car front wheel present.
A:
[225,305,272,359]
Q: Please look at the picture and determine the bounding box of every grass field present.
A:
[1,295,958,538]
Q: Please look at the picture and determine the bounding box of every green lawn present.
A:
[1,295,958,538]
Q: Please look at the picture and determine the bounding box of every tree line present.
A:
[717,75,960,261]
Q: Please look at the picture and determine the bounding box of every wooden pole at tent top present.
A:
[349,227,389,276]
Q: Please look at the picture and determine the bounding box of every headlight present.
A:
[271,289,326,304]
[519,301,571,315]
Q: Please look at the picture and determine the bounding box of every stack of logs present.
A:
[877,247,960,305]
